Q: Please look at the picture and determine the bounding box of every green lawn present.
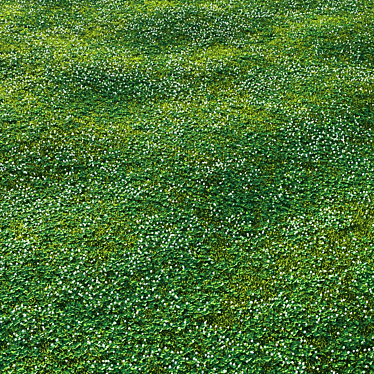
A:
[1,0,374,372]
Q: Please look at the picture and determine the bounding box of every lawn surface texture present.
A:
[0,0,374,373]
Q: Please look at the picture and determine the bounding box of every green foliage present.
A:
[1,0,374,372]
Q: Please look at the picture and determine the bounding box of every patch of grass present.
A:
[1,0,374,373]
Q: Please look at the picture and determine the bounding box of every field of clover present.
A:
[1,0,374,372]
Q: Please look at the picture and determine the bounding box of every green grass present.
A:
[0,0,374,372]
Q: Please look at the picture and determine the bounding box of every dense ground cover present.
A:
[0,0,374,372]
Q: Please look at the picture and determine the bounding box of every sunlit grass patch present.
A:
[143,0,178,12]
[189,43,243,63]
[0,2,24,18]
